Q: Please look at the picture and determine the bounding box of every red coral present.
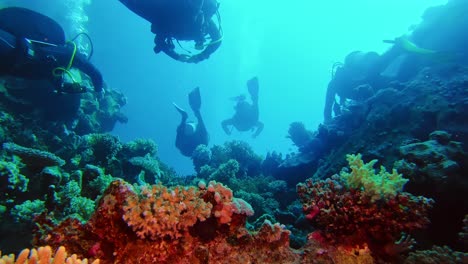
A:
[297,178,433,249]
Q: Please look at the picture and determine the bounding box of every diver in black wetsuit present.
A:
[222,77,264,138]
[0,7,103,93]
[119,0,222,63]
[174,87,209,157]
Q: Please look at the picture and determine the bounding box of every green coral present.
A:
[83,133,122,165]
[340,153,409,202]
[66,196,95,223]
[0,155,28,193]
[11,199,45,222]
[55,180,95,222]
[122,138,158,157]
[89,172,115,194]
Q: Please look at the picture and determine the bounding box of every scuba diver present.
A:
[222,77,264,138]
[119,0,222,63]
[323,35,453,123]
[174,87,209,157]
[0,7,103,93]
[323,51,387,123]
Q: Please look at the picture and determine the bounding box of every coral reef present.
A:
[32,180,300,264]
[192,140,263,177]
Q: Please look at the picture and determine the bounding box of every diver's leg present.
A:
[252,121,264,138]
[173,102,188,121]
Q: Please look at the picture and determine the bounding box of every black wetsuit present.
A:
[175,110,209,157]
[119,0,221,62]
[0,7,103,92]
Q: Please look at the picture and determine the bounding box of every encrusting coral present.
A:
[0,246,99,264]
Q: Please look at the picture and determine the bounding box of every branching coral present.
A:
[0,246,99,264]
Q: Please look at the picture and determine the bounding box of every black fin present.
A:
[247,77,259,101]
[188,86,201,111]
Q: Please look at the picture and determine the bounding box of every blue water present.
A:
[1,0,448,175]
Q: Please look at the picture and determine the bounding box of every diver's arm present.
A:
[162,45,190,62]
[188,19,221,63]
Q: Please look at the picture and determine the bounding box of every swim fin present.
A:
[247,77,259,102]
[188,86,201,112]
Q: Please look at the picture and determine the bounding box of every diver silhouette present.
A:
[119,0,222,63]
[174,87,209,157]
[222,77,264,138]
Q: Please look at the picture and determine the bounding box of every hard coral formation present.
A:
[398,130,466,184]
[0,246,99,264]
[3,142,65,168]
[123,184,212,240]
[287,122,314,152]
[297,155,433,251]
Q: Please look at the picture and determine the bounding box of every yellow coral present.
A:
[123,184,212,240]
[0,246,99,264]
[341,153,409,202]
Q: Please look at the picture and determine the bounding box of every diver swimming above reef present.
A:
[119,0,222,63]
[222,77,264,138]
[174,87,209,157]
[0,7,103,94]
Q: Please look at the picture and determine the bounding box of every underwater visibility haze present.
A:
[0,0,467,263]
